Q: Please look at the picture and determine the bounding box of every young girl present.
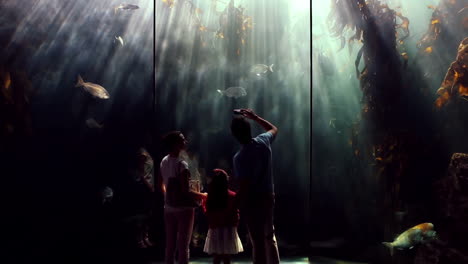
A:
[203,169,243,264]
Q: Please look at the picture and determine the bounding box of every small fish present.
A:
[86,118,104,129]
[383,223,437,256]
[458,6,468,14]
[217,87,247,98]
[329,118,336,128]
[114,36,124,46]
[250,64,274,77]
[115,4,139,14]
[76,75,110,99]
[101,186,113,204]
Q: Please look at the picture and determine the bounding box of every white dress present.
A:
[203,226,244,255]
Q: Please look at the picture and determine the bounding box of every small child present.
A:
[203,169,243,264]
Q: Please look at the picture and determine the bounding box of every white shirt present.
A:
[160,155,191,210]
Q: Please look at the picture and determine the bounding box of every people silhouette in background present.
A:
[160,131,207,264]
[120,147,155,249]
[231,109,280,264]
[203,169,243,264]
[134,148,155,248]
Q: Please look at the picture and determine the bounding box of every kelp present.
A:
[329,1,416,256]
[435,37,468,108]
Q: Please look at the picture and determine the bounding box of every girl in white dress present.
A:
[203,169,243,264]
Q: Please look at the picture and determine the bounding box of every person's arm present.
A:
[240,108,278,138]
[180,169,207,201]
[157,168,165,194]
[138,162,155,192]
[143,178,155,192]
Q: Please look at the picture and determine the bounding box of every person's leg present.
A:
[245,207,267,264]
[264,195,280,264]
[176,208,195,264]
[222,254,231,264]
[164,210,178,264]
[136,214,147,248]
[143,224,153,247]
[142,212,153,247]
[213,254,222,264]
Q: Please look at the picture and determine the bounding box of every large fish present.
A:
[382,223,437,256]
[250,64,274,77]
[115,4,139,14]
[217,87,247,98]
[76,75,110,99]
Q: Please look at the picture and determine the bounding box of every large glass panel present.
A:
[156,0,310,262]
[1,0,154,261]
[312,0,468,263]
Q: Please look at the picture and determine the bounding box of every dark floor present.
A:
[148,256,367,264]
[149,257,308,263]
[190,257,309,264]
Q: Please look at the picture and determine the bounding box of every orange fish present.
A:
[383,223,437,256]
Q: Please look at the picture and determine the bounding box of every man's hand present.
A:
[238,108,278,137]
[240,108,258,120]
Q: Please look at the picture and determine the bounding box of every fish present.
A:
[76,75,110,99]
[217,87,247,98]
[458,6,468,14]
[114,4,139,14]
[101,186,113,204]
[382,223,437,256]
[424,46,433,53]
[86,118,104,129]
[329,118,336,128]
[114,36,124,46]
[250,64,274,77]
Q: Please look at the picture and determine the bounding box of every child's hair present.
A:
[206,169,229,212]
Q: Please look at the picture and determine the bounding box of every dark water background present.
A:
[1,0,154,262]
